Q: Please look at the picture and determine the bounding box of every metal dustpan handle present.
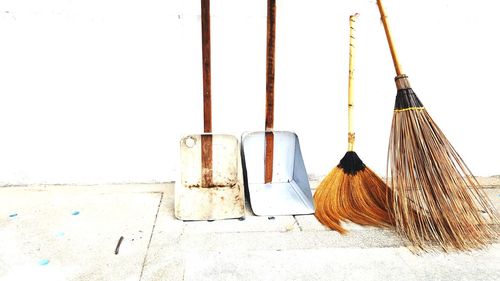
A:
[265,0,276,184]
[201,0,213,187]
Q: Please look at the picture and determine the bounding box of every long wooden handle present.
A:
[347,13,359,152]
[265,0,276,131]
[201,0,212,132]
[201,0,212,187]
[264,0,276,184]
[376,0,403,76]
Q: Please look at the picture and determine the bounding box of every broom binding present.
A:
[393,75,424,111]
[347,132,355,151]
[394,88,424,111]
[395,74,411,89]
[338,151,366,176]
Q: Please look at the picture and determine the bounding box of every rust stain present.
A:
[185,182,238,189]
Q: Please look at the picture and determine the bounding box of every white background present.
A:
[1,0,499,185]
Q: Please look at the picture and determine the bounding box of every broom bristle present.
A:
[388,78,499,251]
[314,167,347,234]
[314,151,394,233]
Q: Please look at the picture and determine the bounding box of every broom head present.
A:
[388,75,499,252]
[314,151,394,233]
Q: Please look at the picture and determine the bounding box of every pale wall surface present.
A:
[1,0,499,185]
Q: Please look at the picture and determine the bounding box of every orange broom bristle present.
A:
[349,167,394,226]
[314,167,347,234]
[314,152,395,233]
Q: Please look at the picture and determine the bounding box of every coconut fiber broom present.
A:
[376,0,498,251]
[314,14,394,234]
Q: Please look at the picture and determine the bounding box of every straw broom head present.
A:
[314,152,394,233]
[376,0,499,251]
[388,76,498,251]
[314,14,394,233]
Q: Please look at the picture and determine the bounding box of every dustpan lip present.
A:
[241,130,299,141]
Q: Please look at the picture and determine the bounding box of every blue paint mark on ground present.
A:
[71,211,80,216]
[9,213,18,218]
[56,232,65,237]
[38,259,50,266]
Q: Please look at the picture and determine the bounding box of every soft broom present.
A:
[314,14,394,234]
[376,0,498,251]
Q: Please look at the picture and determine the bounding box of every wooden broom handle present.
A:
[265,0,276,184]
[201,0,212,187]
[347,13,359,152]
[376,0,403,76]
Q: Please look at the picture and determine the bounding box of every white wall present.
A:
[1,0,499,185]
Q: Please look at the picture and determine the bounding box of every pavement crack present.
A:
[293,215,303,231]
[139,192,164,281]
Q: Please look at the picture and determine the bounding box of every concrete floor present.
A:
[0,180,499,281]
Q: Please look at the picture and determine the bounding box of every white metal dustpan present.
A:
[241,131,314,216]
[241,0,314,216]
[174,0,244,221]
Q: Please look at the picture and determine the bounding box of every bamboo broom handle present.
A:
[347,13,359,152]
[201,0,213,187]
[264,0,276,184]
[376,0,403,76]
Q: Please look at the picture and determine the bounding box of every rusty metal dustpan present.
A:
[175,0,245,221]
[241,0,314,216]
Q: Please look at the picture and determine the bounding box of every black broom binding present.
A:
[394,76,424,110]
[338,151,366,175]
